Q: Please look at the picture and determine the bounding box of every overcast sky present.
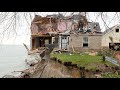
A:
[0,12,119,45]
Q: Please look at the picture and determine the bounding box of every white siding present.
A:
[102,27,120,47]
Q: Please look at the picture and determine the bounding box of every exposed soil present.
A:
[18,57,120,78]
[21,59,80,78]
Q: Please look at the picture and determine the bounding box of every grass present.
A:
[50,53,116,70]
[102,72,120,78]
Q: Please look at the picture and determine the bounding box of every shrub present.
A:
[97,51,103,56]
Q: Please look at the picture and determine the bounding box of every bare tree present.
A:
[0,12,119,44]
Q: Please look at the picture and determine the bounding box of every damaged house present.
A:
[30,15,59,50]
[30,14,103,52]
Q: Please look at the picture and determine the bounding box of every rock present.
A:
[25,53,41,66]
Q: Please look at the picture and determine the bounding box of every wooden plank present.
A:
[72,45,75,53]
[23,43,31,54]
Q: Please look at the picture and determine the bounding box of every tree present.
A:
[0,12,120,44]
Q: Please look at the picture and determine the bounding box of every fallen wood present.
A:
[23,45,48,66]
[72,45,75,53]
[23,43,31,54]
[39,63,48,78]
[25,53,42,66]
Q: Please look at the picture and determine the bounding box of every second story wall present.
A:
[102,25,120,47]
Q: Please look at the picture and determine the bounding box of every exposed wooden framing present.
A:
[23,43,31,54]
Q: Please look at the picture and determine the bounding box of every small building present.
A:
[102,24,120,51]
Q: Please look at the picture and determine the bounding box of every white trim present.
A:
[59,35,69,50]
[30,36,32,50]
[104,24,120,36]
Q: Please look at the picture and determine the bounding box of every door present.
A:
[61,36,69,49]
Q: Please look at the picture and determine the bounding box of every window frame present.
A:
[83,37,89,47]
[115,28,119,33]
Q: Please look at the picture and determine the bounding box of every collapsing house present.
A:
[30,14,103,52]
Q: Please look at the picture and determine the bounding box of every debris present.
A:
[2,75,17,78]
[95,74,102,78]
[25,53,41,66]
[72,45,75,53]
[69,53,73,55]
[23,43,31,54]
[89,51,98,56]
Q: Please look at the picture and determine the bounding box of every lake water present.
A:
[0,45,30,77]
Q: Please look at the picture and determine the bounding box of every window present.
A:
[116,29,119,32]
[83,37,88,47]
[83,37,88,43]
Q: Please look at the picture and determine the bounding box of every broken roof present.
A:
[88,22,101,32]
[46,13,65,19]
[32,17,57,24]
[31,14,102,36]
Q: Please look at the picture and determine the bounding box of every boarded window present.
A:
[83,37,88,47]
[116,29,119,32]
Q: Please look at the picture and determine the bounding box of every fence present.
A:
[105,56,120,66]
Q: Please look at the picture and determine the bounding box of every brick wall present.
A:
[69,34,102,52]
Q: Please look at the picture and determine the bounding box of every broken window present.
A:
[83,43,88,47]
[83,37,88,47]
[87,27,91,32]
[116,29,119,32]
[109,43,120,51]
